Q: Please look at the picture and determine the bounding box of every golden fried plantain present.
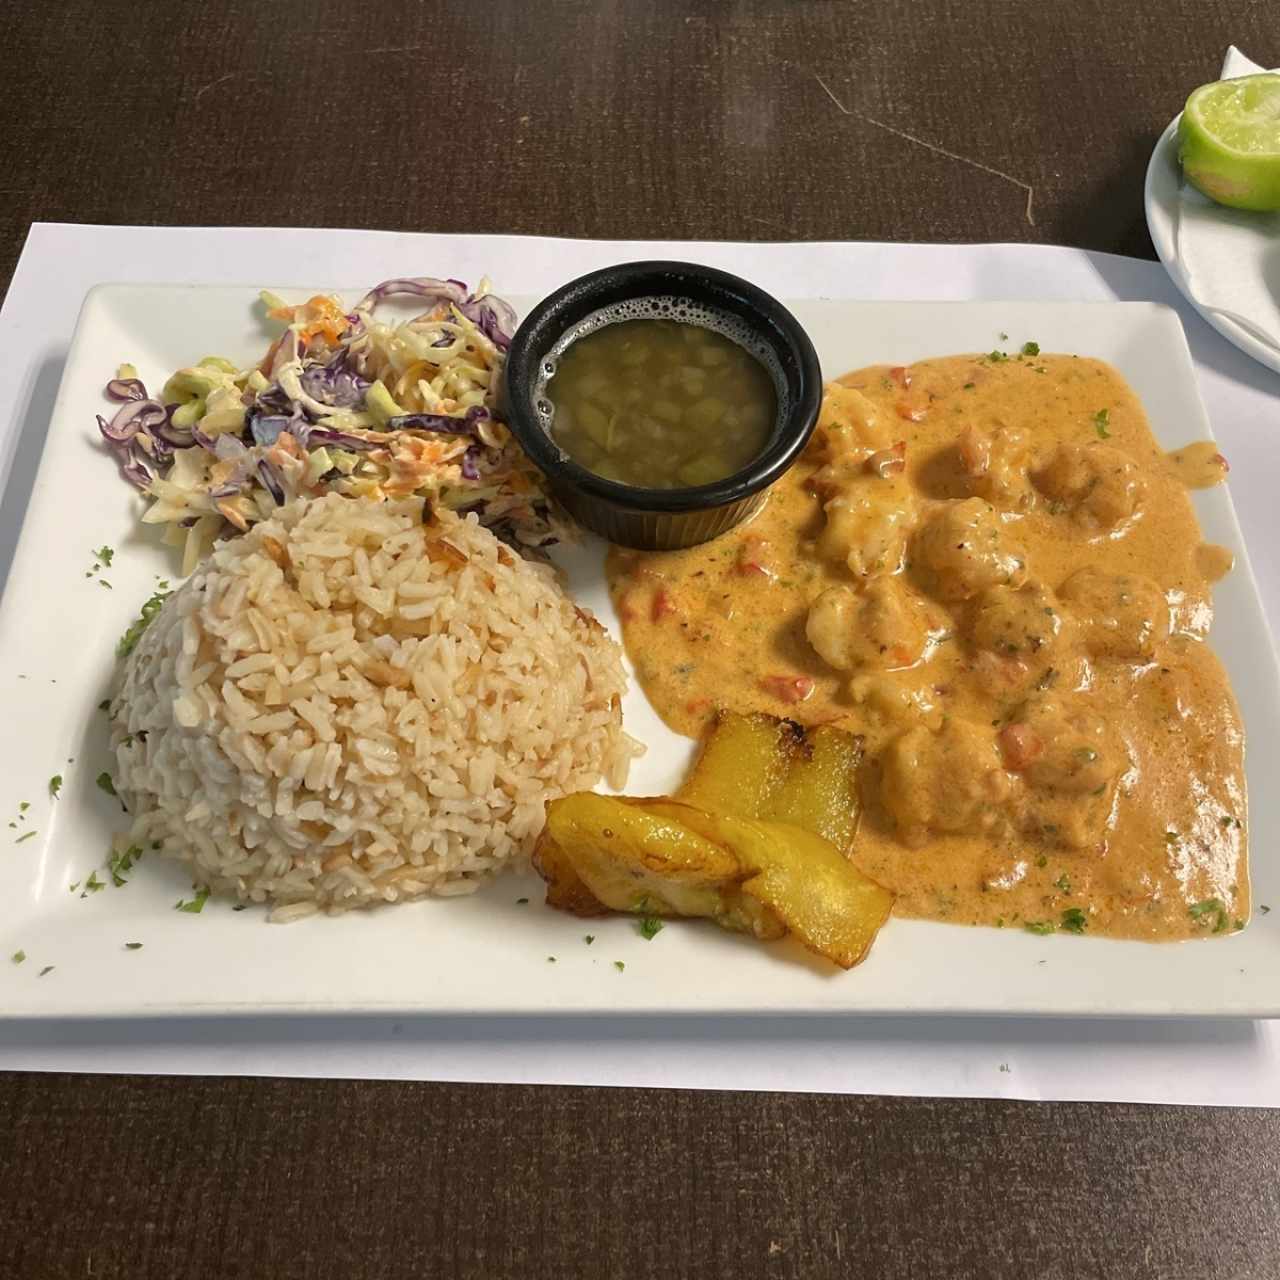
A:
[677,710,863,854]
[760,724,863,854]
[534,711,888,968]
[644,801,893,969]
[532,832,610,917]
[675,710,801,817]
[543,792,784,938]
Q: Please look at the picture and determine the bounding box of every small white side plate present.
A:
[1145,116,1280,377]
[1,287,1278,1019]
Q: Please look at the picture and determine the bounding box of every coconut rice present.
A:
[110,493,637,920]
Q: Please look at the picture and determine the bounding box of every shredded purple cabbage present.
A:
[257,458,285,505]
[299,350,369,409]
[106,378,148,402]
[98,397,168,443]
[306,426,380,452]
[356,277,469,312]
[386,411,482,437]
[460,297,516,351]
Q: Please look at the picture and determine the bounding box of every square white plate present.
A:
[2,286,1278,1020]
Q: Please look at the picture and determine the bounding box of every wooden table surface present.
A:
[2,1,1278,1276]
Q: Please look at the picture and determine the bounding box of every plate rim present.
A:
[2,285,1279,1021]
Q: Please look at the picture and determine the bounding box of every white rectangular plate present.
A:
[2,286,1278,1019]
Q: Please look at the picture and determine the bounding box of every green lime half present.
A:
[1178,73,1280,212]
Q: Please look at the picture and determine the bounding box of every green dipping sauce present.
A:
[546,317,777,489]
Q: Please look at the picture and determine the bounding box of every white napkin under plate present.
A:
[1174,48,1280,356]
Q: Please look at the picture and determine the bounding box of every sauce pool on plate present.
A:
[606,352,1248,942]
[545,317,777,488]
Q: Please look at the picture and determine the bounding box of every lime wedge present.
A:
[1179,73,1280,211]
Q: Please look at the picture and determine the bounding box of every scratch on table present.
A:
[193,72,238,104]
[812,72,1036,226]
[743,212,801,238]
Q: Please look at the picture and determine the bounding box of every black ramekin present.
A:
[503,261,822,550]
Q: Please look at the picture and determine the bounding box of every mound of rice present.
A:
[110,493,637,920]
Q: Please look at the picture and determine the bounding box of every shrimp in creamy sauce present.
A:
[606,353,1246,940]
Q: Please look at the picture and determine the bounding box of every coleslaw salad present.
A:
[96,276,565,574]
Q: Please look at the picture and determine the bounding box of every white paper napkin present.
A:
[1174,48,1280,355]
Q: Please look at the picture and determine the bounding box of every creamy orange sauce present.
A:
[607,354,1247,941]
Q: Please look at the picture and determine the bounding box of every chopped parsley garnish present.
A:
[1054,873,1071,894]
[97,699,111,713]
[1024,920,1055,936]
[986,350,1009,363]
[1060,907,1087,934]
[18,802,28,814]
[1189,898,1230,933]
[638,916,664,941]
[547,955,557,963]
[14,831,36,845]
[11,950,25,964]
[175,886,211,914]
[1188,897,1223,919]
[96,772,117,797]
[516,897,529,905]
[98,579,113,590]
[1260,905,1271,915]
[998,331,1009,341]
[49,775,62,798]
[117,587,172,658]
[232,904,248,912]
[1093,409,1111,439]
[38,966,54,977]
[94,545,114,567]
[108,844,142,887]
[613,961,626,972]
[584,935,595,945]
[1035,854,1048,869]
[963,382,976,390]
[1220,816,1242,830]
[80,871,104,897]
[125,942,143,950]
[1021,341,1040,356]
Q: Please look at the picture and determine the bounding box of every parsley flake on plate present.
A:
[1093,408,1111,439]
[96,772,117,797]
[48,775,62,798]
[638,916,664,941]
[175,886,211,914]
[117,588,172,659]
[11,950,25,964]
[1060,907,1088,934]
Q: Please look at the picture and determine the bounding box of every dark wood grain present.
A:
[1,1,1278,1277]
